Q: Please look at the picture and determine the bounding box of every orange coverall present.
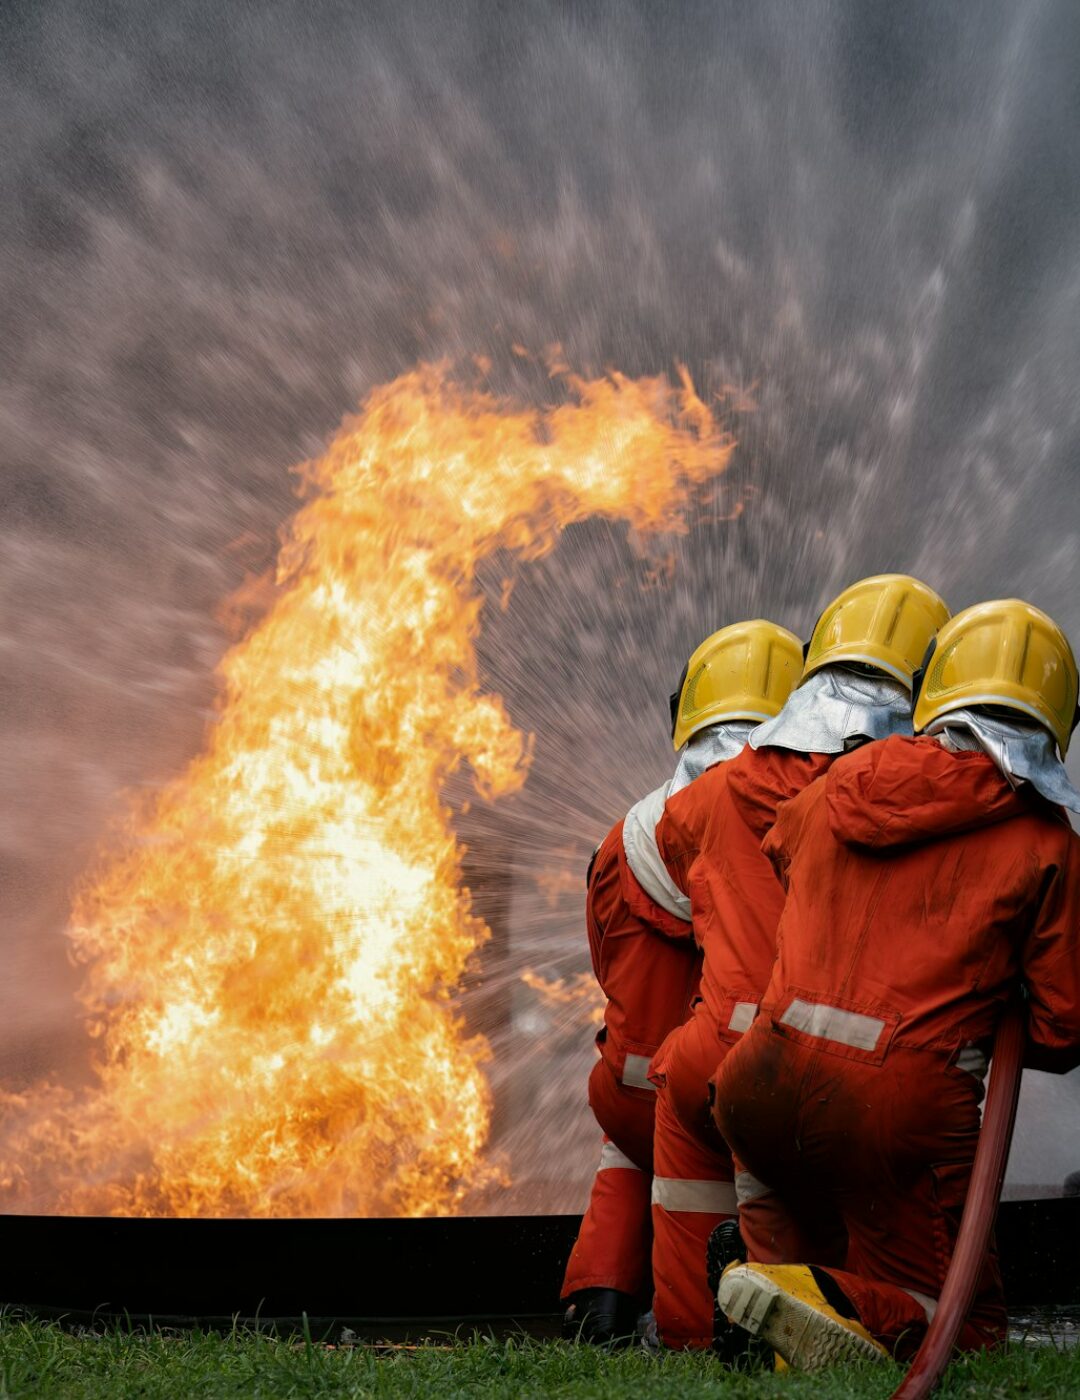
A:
[713,735,1080,1356]
[647,745,833,1348]
[561,820,701,1304]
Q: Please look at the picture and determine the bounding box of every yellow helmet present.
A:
[913,599,1080,757]
[802,574,950,690]
[670,620,804,750]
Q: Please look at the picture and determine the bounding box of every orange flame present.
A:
[0,361,731,1217]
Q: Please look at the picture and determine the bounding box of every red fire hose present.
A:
[890,997,1026,1400]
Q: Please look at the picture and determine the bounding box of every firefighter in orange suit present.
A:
[647,576,950,1351]
[561,621,803,1342]
[714,600,1080,1372]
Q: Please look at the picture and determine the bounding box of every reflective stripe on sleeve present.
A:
[778,998,885,1052]
[651,1176,737,1214]
[621,782,692,922]
[622,1053,656,1091]
[728,1001,758,1034]
[598,1140,642,1173]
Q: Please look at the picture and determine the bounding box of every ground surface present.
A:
[2,1323,1080,1399]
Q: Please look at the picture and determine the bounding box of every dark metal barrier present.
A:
[0,1201,1075,1331]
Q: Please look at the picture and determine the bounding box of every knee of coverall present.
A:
[587,1057,656,1173]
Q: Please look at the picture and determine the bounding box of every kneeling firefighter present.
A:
[713,600,1080,1371]
[647,576,950,1351]
[561,621,802,1343]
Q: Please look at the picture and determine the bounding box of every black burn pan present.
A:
[0,1201,1075,1334]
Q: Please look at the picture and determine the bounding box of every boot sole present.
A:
[717,1268,886,1371]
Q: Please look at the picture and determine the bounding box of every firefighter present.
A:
[647,575,950,1351]
[713,599,1080,1371]
[561,621,803,1343]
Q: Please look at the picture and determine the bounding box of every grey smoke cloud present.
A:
[3,0,1079,1199]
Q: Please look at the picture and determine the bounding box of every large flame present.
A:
[0,361,731,1217]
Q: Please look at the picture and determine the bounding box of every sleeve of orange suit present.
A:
[585,824,623,989]
[1020,826,1080,1074]
[653,777,704,898]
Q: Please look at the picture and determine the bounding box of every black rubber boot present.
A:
[562,1288,639,1345]
[707,1219,772,1367]
[707,1218,746,1288]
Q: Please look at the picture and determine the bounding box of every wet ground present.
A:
[1009,1308,1080,1349]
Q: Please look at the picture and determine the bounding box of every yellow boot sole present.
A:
[717,1264,888,1372]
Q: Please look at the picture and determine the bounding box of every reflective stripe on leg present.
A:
[902,1288,938,1323]
[652,1176,738,1214]
[598,1139,642,1173]
[735,1169,772,1205]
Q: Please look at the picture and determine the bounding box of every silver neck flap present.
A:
[749,666,913,755]
[670,720,755,795]
[926,708,1080,815]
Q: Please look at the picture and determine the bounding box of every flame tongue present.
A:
[0,361,731,1217]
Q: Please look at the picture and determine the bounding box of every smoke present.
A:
[3,0,1080,1202]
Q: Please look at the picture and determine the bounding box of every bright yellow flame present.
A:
[0,361,731,1217]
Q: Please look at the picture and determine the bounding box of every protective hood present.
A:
[749,666,913,756]
[669,720,756,796]
[622,721,753,920]
[826,735,1031,851]
[925,708,1080,816]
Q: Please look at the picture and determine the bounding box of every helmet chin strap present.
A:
[925,709,1080,815]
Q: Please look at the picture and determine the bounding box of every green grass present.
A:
[0,1318,1077,1399]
